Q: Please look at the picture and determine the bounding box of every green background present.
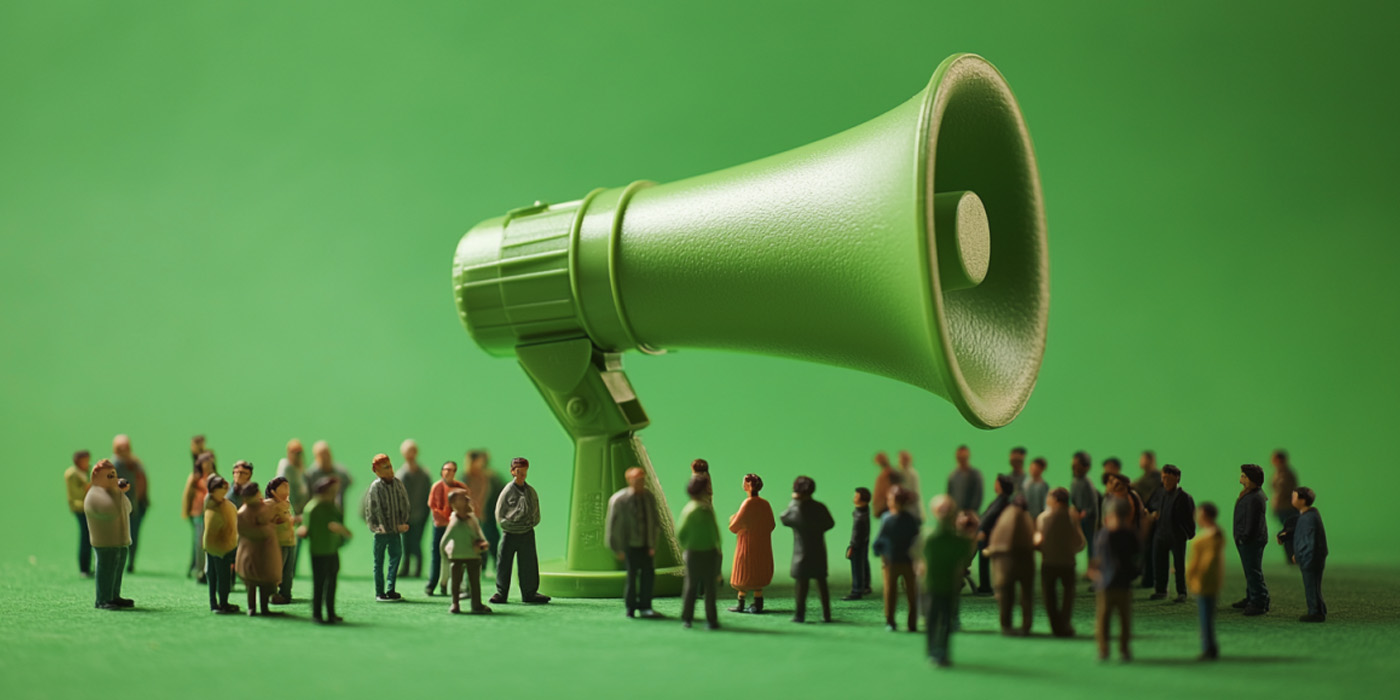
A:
[2,1,1397,699]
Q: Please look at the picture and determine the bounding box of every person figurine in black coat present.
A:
[781,476,835,623]
[1149,464,1196,602]
[1232,464,1270,616]
[843,487,872,601]
[975,474,1015,594]
[1290,487,1328,622]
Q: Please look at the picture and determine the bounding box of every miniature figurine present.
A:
[842,486,872,601]
[1104,473,1146,537]
[1096,457,1123,535]
[297,476,352,624]
[364,453,411,602]
[85,459,133,609]
[428,460,467,595]
[1291,487,1327,622]
[1271,449,1300,564]
[463,450,504,571]
[1134,451,1163,590]
[986,494,1036,636]
[923,495,976,668]
[1149,465,1195,602]
[955,509,981,598]
[202,474,240,614]
[728,473,775,612]
[275,439,310,577]
[606,466,662,618]
[265,477,298,604]
[236,480,285,616]
[110,435,148,573]
[1232,464,1271,616]
[1035,487,1085,637]
[64,450,92,577]
[872,452,896,519]
[228,460,253,508]
[1024,457,1049,520]
[182,452,215,583]
[307,440,352,510]
[1069,451,1099,569]
[691,458,713,505]
[896,450,922,514]
[190,434,207,465]
[1186,501,1224,660]
[678,475,723,629]
[974,474,1015,594]
[781,475,835,623]
[946,445,984,514]
[440,489,492,614]
[1007,446,1029,495]
[1090,497,1139,662]
[873,486,921,632]
[491,457,550,604]
[396,439,432,579]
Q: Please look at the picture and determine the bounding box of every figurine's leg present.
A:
[517,530,540,599]
[428,525,445,594]
[326,554,339,620]
[702,551,719,627]
[639,549,655,612]
[1062,567,1076,633]
[793,578,809,621]
[1197,595,1217,657]
[494,534,517,601]
[260,585,272,614]
[449,561,464,612]
[623,548,638,613]
[467,560,485,611]
[219,555,233,608]
[1039,566,1057,634]
[903,566,919,631]
[1117,591,1132,657]
[127,509,141,573]
[680,551,697,624]
[372,534,387,597]
[816,577,831,621]
[1094,592,1109,658]
[385,534,403,594]
[751,588,764,614]
[93,547,113,606]
[246,583,257,616]
[76,513,92,575]
[1316,568,1326,618]
[1018,573,1033,634]
[860,551,871,593]
[112,547,127,599]
[311,555,326,620]
[881,562,896,626]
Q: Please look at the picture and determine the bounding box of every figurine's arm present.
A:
[779,501,800,528]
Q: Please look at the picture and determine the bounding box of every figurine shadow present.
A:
[1134,655,1304,667]
[950,663,1049,677]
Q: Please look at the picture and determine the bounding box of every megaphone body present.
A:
[453,53,1048,597]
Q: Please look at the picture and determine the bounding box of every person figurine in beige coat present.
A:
[985,494,1036,636]
[1035,487,1085,637]
[440,489,492,614]
[203,475,240,614]
[85,459,133,610]
[235,479,286,616]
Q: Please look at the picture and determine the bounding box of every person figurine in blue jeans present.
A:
[364,453,410,602]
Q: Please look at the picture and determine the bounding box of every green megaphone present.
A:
[452,53,1048,597]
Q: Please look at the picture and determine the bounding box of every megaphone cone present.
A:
[453,53,1047,597]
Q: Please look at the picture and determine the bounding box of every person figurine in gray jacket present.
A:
[781,476,835,623]
[1290,487,1328,622]
[491,457,551,604]
[1232,464,1270,616]
[606,466,661,618]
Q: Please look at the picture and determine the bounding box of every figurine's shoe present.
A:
[440,585,448,596]
[862,588,873,595]
[682,621,693,629]
[745,602,764,614]
[489,593,508,604]
[791,616,806,624]
[424,584,435,597]
[247,609,258,617]
[841,593,863,601]
[1148,593,1167,601]
[638,608,658,618]
[449,605,461,614]
[314,615,332,625]
[1299,614,1326,623]
[376,595,395,602]
[112,597,134,608]
[470,605,493,615]
[330,615,344,623]
[1198,652,1219,661]
[385,591,403,600]
[219,604,241,614]
[822,615,834,623]
[195,573,206,584]
[626,609,636,618]
[1174,594,1188,603]
[522,594,551,604]
[80,572,94,579]
[1121,652,1133,663]
[885,623,897,632]
[1243,605,1268,616]
[727,604,747,613]
[96,602,122,611]
[1231,598,1249,609]
[707,622,720,630]
[269,595,291,605]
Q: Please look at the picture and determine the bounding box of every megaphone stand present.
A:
[517,337,685,598]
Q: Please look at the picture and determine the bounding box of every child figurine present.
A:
[690,458,713,505]
[265,477,297,604]
[1034,487,1085,638]
[1090,498,1140,662]
[678,475,723,630]
[395,439,433,580]
[781,476,835,623]
[924,495,976,667]
[842,486,872,601]
[728,473,775,613]
[873,486,921,632]
[1232,464,1271,615]
[84,459,133,610]
[364,453,411,602]
[183,452,215,583]
[235,480,286,616]
[64,450,93,578]
[428,460,467,596]
[491,457,550,604]
[297,477,352,624]
[1291,487,1328,622]
[606,467,662,618]
[440,489,492,614]
[203,475,240,614]
[1186,502,1224,660]
[985,494,1036,636]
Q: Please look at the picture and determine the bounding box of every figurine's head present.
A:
[853,486,870,506]
[91,459,118,489]
[1102,457,1122,475]
[792,475,816,500]
[1071,451,1091,477]
[73,450,91,472]
[625,467,647,491]
[1240,464,1264,489]
[1105,472,1129,496]
[240,482,262,507]
[888,486,911,514]
[1029,457,1046,479]
[266,476,290,502]
[1047,487,1069,512]
[112,434,132,460]
[1010,493,1028,511]
[1104,496,1129,531]
[191,434,206,454]
[371,454,394,480]
[954,445,970,468]
[1271,449,1289,470]
[686,475,709,501]
[994,474,1014,497]
[440,460,458,482]
[690,458,709,476]
[509,457,529,484]
[874,452,891,470]
[401,439,418,463]
[287,439,304,466]
[1292,486,1316,511]
[207,475,229,503]
[194,451,215,477]
[448,488,472,518]
[898,450,913,471]
[1008,446,1026,470]
[232,460,253,485]
[929,494,956,525]
[468,450,488,473]
[744,473,764,497]
[955,509,980,537]
[1140,450,1156,472]
[313,440,331,466]
[1162,464,1181,490]
[1196,501,1218,529]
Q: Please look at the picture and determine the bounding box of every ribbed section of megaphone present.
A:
[454,53,1047,428]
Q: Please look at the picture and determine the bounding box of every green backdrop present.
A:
[2,2,1397,699]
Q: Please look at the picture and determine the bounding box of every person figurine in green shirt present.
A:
[678,475,723,630]
[85,459,133,610]
[265,477,298,604]
[202,475,240,614]
[606,466,662,619]
[297,477,352,624]
[64,450,93,578]
[924,495,976,667]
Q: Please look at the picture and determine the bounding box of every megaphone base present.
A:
[538,561,685,598]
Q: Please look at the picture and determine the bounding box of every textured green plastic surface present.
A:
[451,53,1047,597]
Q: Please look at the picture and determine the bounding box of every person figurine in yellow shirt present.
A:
[64,450,93,578]
[202,475,240,614]
[1186,501,1224,661]
[265,477,298,604]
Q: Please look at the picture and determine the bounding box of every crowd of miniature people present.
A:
[64,436,1328,666]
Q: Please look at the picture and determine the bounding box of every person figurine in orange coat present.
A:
[727,473,775,614]
[182,452,215,583]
